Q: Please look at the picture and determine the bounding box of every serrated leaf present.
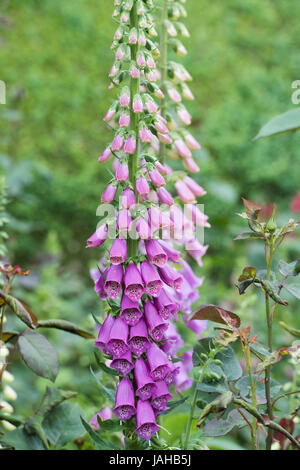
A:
[254,108,300,139]
[0,291,38,328]
[18,331,59,382]
[42,402,86,448]
[189,304,240,328]
[37,319,94,339]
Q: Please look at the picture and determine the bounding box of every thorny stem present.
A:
[128,0,140,259]
[159,0,168,164]
[265,238,274,450]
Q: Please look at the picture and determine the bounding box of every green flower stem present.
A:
[183,381,198,450]
[159,0,168,164]
[244,343,258,449]
[265,239,275,450]
[128,0,140,259]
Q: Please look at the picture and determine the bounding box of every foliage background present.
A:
[0,0,299,449]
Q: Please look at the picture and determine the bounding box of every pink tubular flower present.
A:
[104,106,116,122]
[147,56,156,69]
[94,273,106,300]
[137,53,146,68]
[157,187,174,206]
[158,133,172,145]
[124,135,136,154]
[119,113,130,128]
[147,343,170,381]
[111,134,124,152]
[183,176,206,197]
[130,65,140,79]
[113,377,136,420]
[151,381,172,411]
[128,27,137,44]
[95,314,115,354]
[139,126,152,143]
[110,238,127,265]
[135,400,159,440]
[149,169,166,187]
[161,322,184,356]
[115,47,125,61]
[111,350,134,376]
[175,180,196,203]
[109,64,119,78]
[124,263,144,301]
[128,319,150,356]
[119,90,130,108]
[117,209,132,233]
[86,224,108,248]
[186,204,209,227]
[167,87,181,103]
[186,239,208,266]
[136,176,150,196]
[121,188,135,209]
[158,240,180,263]
[134,358,156,401]
[104,264,123,299]
[145,97,158,114]
[154,118,169,135]
[183,157,200,173]
[181,83,194,100]
[136,217,151,240]
[154,289,179,320]
[89,406,112,430]
[120,293,143,326]
[107,317,129,358]
[174,138,192,159]
[158,265,183,292]
[98,147,112,163]
[145,239,167,267]
[140,260,163,297]
[101,183,117,203]
[116,162,129,182]
[132,95,143,113]
[144,300,168,342]
[184,133,200,150]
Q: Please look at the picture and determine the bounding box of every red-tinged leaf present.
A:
[242,198,262,216]
[189,304,240,328]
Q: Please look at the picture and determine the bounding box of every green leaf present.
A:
[254,108,300,139]
[0,427,45,450]
[234,232,263,241]
[197,391,233,427]
[160,397,188,415]
[42,402,86,448]
[202,409,250,437]
[37,386,78,416]
[18,331,59,382]
[90,366,116,402]
[80,417,120,450]
[278,259,300,278]
[235,375,281,404]
[1,330,19,343]
[0,291,38,329]
[37,319,94,339]
[94,351,119,376]
[279,321,300,338]
[24,417,49,449]
[0,413,23,427]
[282,279,300,300]
[189,304,240,328]
[215,346,243,381]
[196,378,228,394]
[96,419,122,432]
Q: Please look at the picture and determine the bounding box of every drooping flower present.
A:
[110,238,127,265]
[128,319,150,356]
[95,314,115,354]
[104,264,123,299]
[135,400,159,440]
[89,406,112,430]
[120,293,143,326]
[86,224,108,248]
[147,343,170,381]
[140,260,162,297]
[107,317,129,358]
[124,263,144,301]
[144,300,168,342]
[113,377,136,420]
[111,350,134,376]
[134,358,156,401]
[145,239,167,267]
[151,381,172,411]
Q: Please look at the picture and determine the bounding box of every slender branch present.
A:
[271,390,300,408]
[183,382,198,450]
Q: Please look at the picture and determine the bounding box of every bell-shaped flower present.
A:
[135,400,159,440]
[134,358,156,401]
[95,314,115,354]
[140,260,163,297]
[124,263,144,301]
[113,377,136,420]
[104,264,123,299]
[144,300,168,342]
[109,238,127,265]
[111,350,134,376]
[128,319,150,356]
[120,293,143,326]
[107,317,129,358]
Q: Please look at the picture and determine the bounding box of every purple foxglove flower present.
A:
[114,26,123,41]
[121,188,135,209]
[94,273,107,300]
[109,64,119,78]
[119,112,130,128]
[98,147,112,163]
[101,183,117,203]
[154,87,164,99]
[140,261,163,297]
[95,314,115,354]
[183,157,200,173]
[145,239,167,267]
[130,65,140,78]
[136,176,150,196]
[183,176,206,196]
[115,47,125,61]
[138,32,146,46]
[177,106,192,125]
[145,98,158,114]
[124,135,136,155]
[156,162,171,176]
[147,343,170,381]
[111,350,134,376]
[119,89,130,107]
[139,126,152,143]
[111,134,124,152]
[182,83,194,101]
[161,322,184,356]
[186,240,208,266]
[120,293,143,326]
[144,300,168,342]
[115,162,129,182]
[134,358,156,401]
[132,95,143,113]
[104,264,123,299]
[128,27,137,44]
[147,207,171,232]
[89,406,112,430]
[135,400,159,440]
[174,138,192,159]
[180,259,203,289]
[154,119,169,135]
[184,134,200,151]
[124,263,144,301]
[86,224,108,248]
[147,56,156,69]
[175,180,196,203]
[113,377,136,420]
[128,319,150,356]
[186,204,210,227]
[104,106,116,122]
[158,240,180,263]
[157,187,174,206]
[136,217,151,240]
[165,361,180,386]
[110,238,127,265]
[151,381,172,411]
[107,317,129,358]
[137,53,146,68]
[183,315,207,340]
[167,87,182,103]
[158,133,172,145]
[148,190,159,204]
[175,363,193,392]
[117,209,132,233]
[169,204,194,239]
[146,70,158,82]
[154,289,179,320]
[149,169,166,187]
[158,265,183,292]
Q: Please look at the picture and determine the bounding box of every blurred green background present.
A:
[0,0,300,449]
